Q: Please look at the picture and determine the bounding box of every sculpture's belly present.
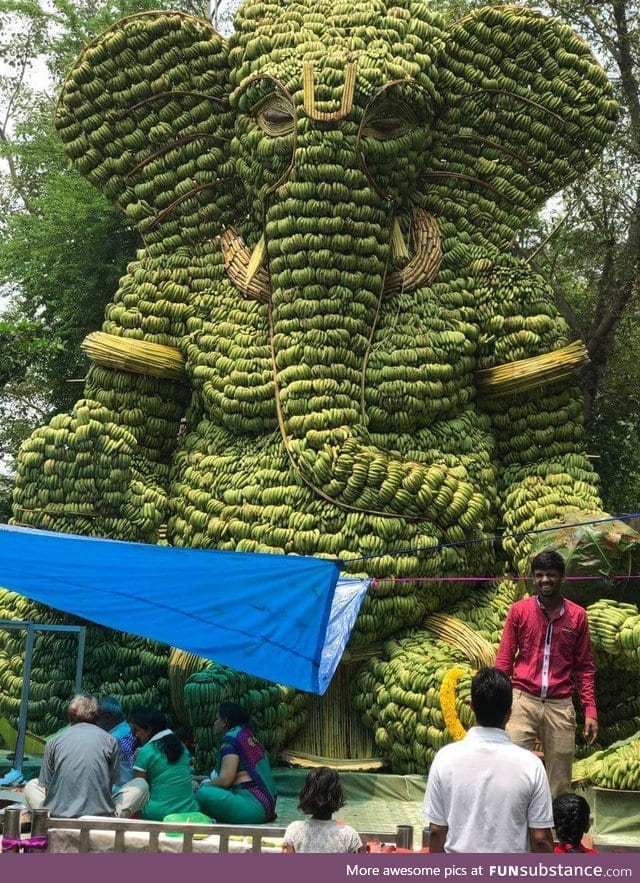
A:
[167,411,499,643]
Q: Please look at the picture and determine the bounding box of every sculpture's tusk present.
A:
[389,216,410,269]
[221,228,271,303]
[245,234,267,289]
[222,209,442,303]
[384,209,442,295]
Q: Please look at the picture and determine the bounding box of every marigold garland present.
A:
[440,666,468,741]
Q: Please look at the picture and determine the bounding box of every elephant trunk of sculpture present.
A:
[265,167,479,527]
[266,163,387,512]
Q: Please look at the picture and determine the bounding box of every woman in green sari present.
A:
[130,706,199,821]
[195,702,277,823]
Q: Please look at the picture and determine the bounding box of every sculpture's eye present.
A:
[254,94,295,136]
[358,88,427,203]
[362,100,417,141]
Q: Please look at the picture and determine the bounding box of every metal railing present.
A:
[2,808,411,854]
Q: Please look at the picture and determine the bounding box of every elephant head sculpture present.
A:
[8,0,640,770]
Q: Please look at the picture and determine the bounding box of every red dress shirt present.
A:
[495,595,597,720]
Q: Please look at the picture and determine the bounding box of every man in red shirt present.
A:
[495,550,598,798]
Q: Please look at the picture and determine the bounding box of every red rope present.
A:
[371,575,640,589]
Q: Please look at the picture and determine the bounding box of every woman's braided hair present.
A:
[553,793,591,850]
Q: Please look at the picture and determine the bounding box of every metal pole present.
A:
[396,824,414,850]
[13,623,36,779]
[3,807,22,840]
[422,827,431,850]
[31,808,49,837]
[0,620,85,787]
[74,626,86,694]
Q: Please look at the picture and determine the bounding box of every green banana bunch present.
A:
[184,662,310,773]
[573,735,640,791]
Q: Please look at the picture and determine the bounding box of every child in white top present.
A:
[283,767,364,854]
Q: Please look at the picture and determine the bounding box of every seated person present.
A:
[553,793,598,854]
[195,702,277,824]
[25,694,148,818]
[97,695,137,783]
[283,767,364,853]
[24,694,118,818]
[130,706,199,821]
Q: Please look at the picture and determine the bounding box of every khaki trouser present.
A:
[506,689,576,799]
[24,777,149,818]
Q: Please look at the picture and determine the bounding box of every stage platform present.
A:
[3,748,640,850]
[0,752,427,840]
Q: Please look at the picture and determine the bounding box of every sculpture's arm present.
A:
[12,255,192,542]
[474,256,606,572]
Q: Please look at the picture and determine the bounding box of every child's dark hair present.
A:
[553,793,591,851]
[298,767,346,818]
[130,706,184,764]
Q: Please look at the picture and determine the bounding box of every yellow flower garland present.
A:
[440,666,468,741]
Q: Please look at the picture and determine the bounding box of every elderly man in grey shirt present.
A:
[25,693,120,818]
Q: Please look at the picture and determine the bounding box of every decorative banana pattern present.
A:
[3,1,638,776]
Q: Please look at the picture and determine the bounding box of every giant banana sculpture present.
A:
[3,0,640,773]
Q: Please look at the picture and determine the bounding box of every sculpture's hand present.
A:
[13,399,166,540]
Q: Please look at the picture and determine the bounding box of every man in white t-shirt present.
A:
[423,668,554,853]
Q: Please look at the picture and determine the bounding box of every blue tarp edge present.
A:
[0,525,367,694]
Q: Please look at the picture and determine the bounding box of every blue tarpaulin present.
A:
[0,524,368,694]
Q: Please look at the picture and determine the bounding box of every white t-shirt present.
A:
[422,726,553,853]
[283,818,363,853]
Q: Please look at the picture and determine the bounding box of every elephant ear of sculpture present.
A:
[55,12,241,250]
[425,5,618,249]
